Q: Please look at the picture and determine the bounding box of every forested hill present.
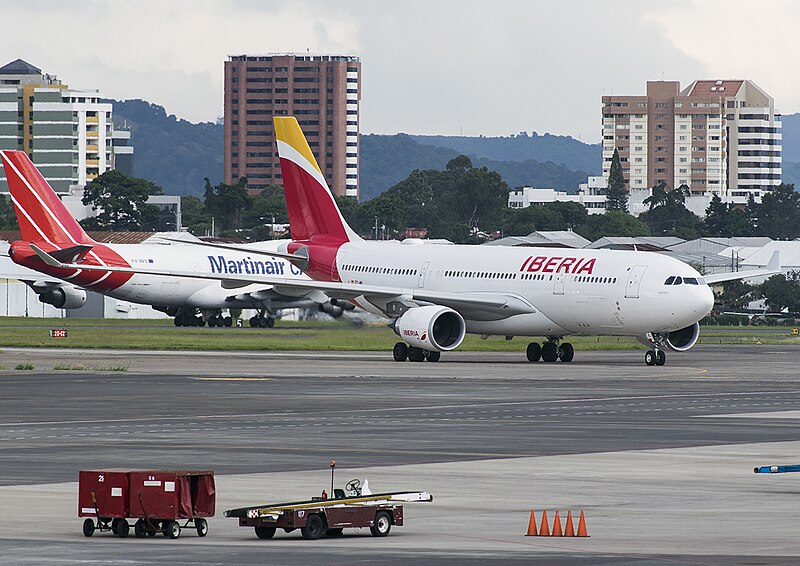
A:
[107,98,800,198]
[410,132,600,174]
[358,134,595,201]
[110,99,224,197]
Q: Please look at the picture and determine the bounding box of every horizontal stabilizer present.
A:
[48,244,93,263]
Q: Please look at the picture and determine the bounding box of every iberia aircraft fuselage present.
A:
[318,241,713,338]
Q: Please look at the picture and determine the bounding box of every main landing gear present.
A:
[249,313,275,328]
[644,348,666,366]
[526,338,574,363]
[392,342,440,363]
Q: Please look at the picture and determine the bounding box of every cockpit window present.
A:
[672,276,682,285]
[664,276,675,285]
[684,277,698,285]
[697,277,706,285]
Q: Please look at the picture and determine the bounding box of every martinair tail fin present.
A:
[273,117,362,243]
[0,150,93,245]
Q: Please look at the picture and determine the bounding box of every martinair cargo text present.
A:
[17,118,780,366]
[0,150,349,327]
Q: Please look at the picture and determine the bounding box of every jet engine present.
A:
[318,299,356,318]
[393,305,466,352]
[39,286,87,309]
[639,322,700,352]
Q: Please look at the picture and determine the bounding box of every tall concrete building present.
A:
[602,80,781,200]
[224,54,361,198]
[0,59,128,193]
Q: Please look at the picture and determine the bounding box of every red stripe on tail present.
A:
[279,157,350,244]
[1,150,94,245]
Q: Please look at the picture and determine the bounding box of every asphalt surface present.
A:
[2,345,800,564]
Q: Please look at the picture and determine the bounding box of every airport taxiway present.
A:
[2,345,800,564]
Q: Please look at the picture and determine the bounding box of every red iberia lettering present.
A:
[575,258,595,274]
[557,257,577,273]
[520,255,597,274]
[542,257,562,273]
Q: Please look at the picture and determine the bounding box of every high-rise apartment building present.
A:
[602,80,781,199]
[0,59,126,193]
[224,54,361,198]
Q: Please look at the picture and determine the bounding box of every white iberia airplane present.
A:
[19,118,781,366]
[0,150,349,327]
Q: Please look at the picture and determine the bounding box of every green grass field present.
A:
[0,317,797,351]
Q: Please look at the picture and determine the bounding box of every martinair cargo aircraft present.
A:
[0,150,349,327]
[18,118,781,366]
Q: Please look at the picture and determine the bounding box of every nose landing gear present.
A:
[645,348,666,366]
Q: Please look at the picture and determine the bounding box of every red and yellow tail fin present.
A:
[0,150,93,245]
[274,117,360,243]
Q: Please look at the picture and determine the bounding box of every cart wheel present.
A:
[117,519,129,538]
[370,511,392,537]
[195,518,208,537]
[82,518,95,537]
[300,514,325,540]
[111,518,121,535]
[254,526,276,539]
[134,519,147,538]
[166,520,181,539]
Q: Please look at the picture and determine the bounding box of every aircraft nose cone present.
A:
[698,284,715,316]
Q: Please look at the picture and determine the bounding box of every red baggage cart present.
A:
[128,470,215,539]
[78,470,133,537]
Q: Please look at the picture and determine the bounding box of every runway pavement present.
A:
[2,344,800,564]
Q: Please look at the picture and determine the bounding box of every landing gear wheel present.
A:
[301,514,325,540]
[425,350,441,362]
[134,519,146,538]
[195,518,208,537]
[558,342,574,363]
[393,342,408,362]
[370,511,392,537]
[526,342,542,362]
[82,518,95,537]
[166,520,181,539]
[408,346,425,362]
[223,316,232,327]
[645,350,656,366]
[656,350,666,366]
[249,316,257,328]
[265,317,275,328]
[541,341,559,363]
[255,525,276,539]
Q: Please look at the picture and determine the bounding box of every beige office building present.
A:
[602,80,781,200]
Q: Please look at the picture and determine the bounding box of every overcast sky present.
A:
[2,0,797,142]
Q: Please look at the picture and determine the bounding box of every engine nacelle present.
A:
[393,305,466,352]
[39,286,87,309]
[663,322,700,351]
[318,301,344,318]
[639,322,700,352]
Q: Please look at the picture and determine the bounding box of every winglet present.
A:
[767,250,781,271]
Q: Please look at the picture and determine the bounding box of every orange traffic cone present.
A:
[564,510,575,537]
[552,510,563,536]
[539,509,550,536]
[526,509,538,536]
[577,510,589,537]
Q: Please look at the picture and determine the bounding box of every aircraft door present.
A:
[625,265,647,298]
[553,271,566,295]
[418,261,430,288]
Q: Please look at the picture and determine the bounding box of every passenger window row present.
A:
[444,271,517,280]
[574,276,617,284]
[521,273,548,281]
[343,265,417,276]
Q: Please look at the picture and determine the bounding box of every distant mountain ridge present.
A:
[107,98,800,198]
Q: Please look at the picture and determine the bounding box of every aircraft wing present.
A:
[703,250,781,284]
[30,244,535,318]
